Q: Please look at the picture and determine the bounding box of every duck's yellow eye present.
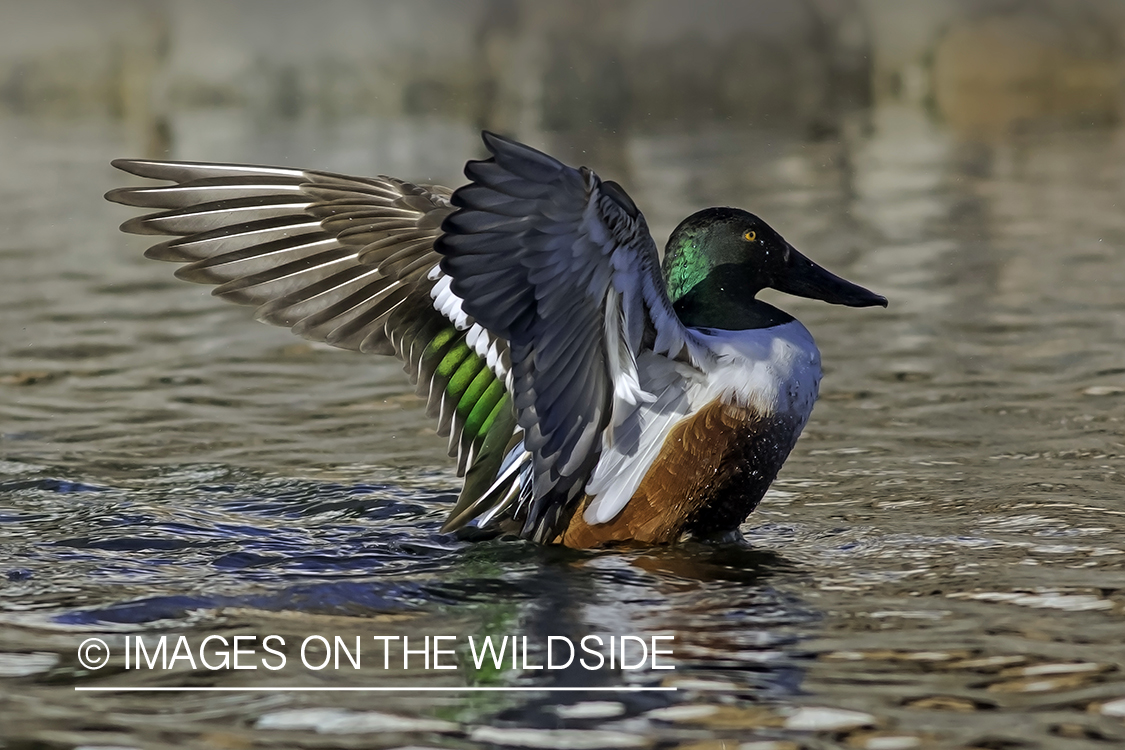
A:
[743,230,757,242]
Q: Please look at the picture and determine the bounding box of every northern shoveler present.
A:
[107,132,886,548]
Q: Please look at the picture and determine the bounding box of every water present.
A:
[1,106,1124,749]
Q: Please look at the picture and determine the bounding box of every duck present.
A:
[106,131,886,548]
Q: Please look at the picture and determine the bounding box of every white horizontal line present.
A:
[75,686,677,692]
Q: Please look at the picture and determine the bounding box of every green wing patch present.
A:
[107,160,520,533]
[386,286,518,528]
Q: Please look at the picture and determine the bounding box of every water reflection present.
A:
[1,468,818,746]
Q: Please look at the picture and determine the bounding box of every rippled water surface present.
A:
[2,107,1124,750]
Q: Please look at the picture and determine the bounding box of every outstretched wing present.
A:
[438,132,706,541]
[106,160,518,519]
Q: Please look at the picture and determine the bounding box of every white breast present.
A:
[693,319,822,424]
[582,320,821,525]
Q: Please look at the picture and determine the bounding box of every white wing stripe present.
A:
[585,354,700,524]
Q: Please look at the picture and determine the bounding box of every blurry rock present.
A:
[468,726,651,748]
[256,707,458,733]
[1095,697,1125,718]
[0,371,61,386]
[904,695,979,711]
[782,707,876,731]
[1082,385,1125,396]
[932,12,1121,137]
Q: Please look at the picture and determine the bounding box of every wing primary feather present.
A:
[109,135,699,542]
[434,132,700,540]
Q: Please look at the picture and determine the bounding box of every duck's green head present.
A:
[662,207,887,329]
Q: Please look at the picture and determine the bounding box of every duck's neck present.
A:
[666,262,793,330]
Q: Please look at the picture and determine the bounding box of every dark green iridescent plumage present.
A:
[382,288,518,525]
[661,208,795,330]
[663,237,708,304]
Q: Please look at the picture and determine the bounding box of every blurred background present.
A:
[4,0,1124,141]
[2,2,1125,749]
